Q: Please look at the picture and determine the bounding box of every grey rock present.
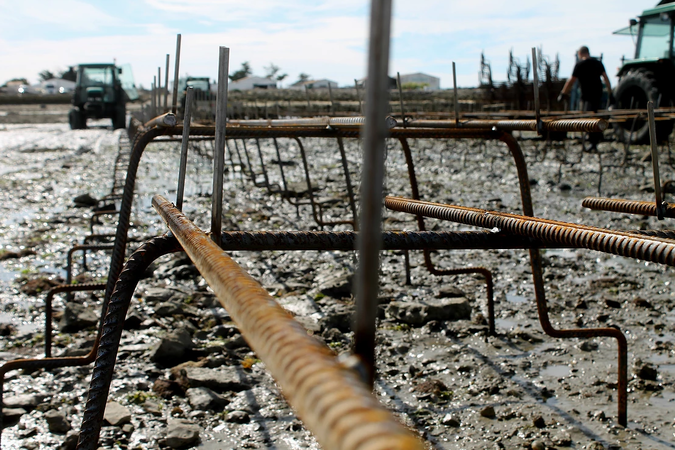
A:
[531,440,546,450]
[224,334,249,350]
[532,415,546,428]
[161,419,201,449]
[441,413,460,427]
[635,363,658,381]
[150,327,195,365]
[552,431,572,446]
[479,406,496,419]
[58,302,98,333]
[320,304,353,332]
[186,387,228,411]
[182,367,251,393]
[122,423,135,434]
[2,407,27,423]
[155,301,184,317]
[386,297,471,325]
[435,286,465,298]
[104,401,131,426]
[59,430,79,450]
[225,410,250,424]
[44,409,71,434]
[143,399,163,416]
[3,393,45,410]
[317,273,353,299]
[73,193,97,207]
[144,287,177,304]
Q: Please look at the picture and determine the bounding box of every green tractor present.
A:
[68,63,138,130]
[613,0,675,143]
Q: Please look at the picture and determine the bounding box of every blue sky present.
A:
[0,0,657,89]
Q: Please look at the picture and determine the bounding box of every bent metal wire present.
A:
[383,195,675,427]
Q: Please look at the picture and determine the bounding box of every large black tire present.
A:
[112,107,127,130]
[613,69,673,144]
[68,108,86,130]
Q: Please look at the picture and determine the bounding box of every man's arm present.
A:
[558,76,577,101]
[602,71,613,107]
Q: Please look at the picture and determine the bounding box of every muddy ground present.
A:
[0,113,674,450]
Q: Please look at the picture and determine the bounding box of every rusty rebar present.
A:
[151,195,424,450]
[385,196,631,426]
[582,197,675,219]
[405,118,607,133]
[77,234,183,450]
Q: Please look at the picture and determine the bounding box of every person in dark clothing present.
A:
[558,46,612,149]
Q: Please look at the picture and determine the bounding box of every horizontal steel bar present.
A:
[152,195,423,450]
[218,230,559,250]
[228,116,398,129]
[406,118,607,132]
[384,196,675,266]
[582,196,675,219]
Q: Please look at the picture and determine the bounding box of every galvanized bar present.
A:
[397,72,406,127]
[157,66,161,112]
[172,34,182,115]
[648,101,665,219]
[354,79,363,114]
[211,46,229,246]
[176,87,195,211]
[354,0,392,386]
[164,54,170,111]
[452,62,459,124]
[531,47,541,133]
[152,195,423,450]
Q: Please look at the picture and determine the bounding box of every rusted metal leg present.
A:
[336,136,358,230]
[77,234,182,450]
[0,283,105,440]
[528,248,628,427]
[398,136,497,333]
[45,283,106,358]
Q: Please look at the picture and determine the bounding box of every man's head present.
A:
[578,46,590,58]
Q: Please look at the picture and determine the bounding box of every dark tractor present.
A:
[68,63,138,130]
[613,0,675,143]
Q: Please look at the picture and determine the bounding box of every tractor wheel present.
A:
[68,108,86,129]
[112,107,127,130]
[613,69,673,144]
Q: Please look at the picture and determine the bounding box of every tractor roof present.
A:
[643,1,675,17]
[78,63,117,68]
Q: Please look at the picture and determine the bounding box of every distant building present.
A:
[356,76,398,89]
[229,76,277,91]
[399,73,440,90]
[289,79,338,90]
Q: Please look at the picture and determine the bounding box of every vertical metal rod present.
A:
[211,47,230,245]
[531,47,542,134]
[354,0,392,387]
[164,54,170,111]
[157,66,161,110]
[304,84,311,114]
[355,78,363,114]
[648,101,664,219]
[328,82,335,116]
[452,62,459,125]
[171,34,182,115]
[396,72,406,127]
[176,87,194,211]
[151,78,157,117]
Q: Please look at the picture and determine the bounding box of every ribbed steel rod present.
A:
[385,196,675,265]
[406,118,607,132]
[217,230,551,251]
[228,116,398,129]
[582,197,675,219]
[152,195,423,450]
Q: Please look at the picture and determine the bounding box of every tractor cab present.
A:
[612,1,675,143]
